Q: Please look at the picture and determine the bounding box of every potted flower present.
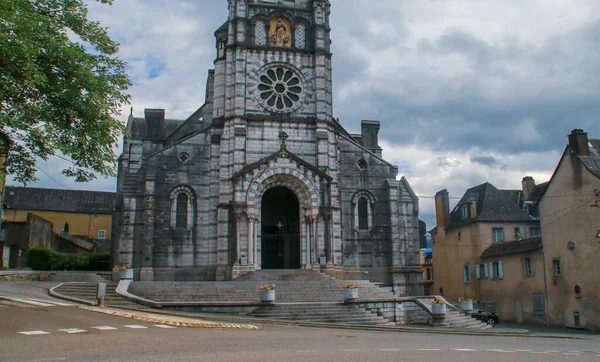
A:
[259,284,276,304]
[459,297,474,313]
[319,253,326,265]
[119,263,133,280]
[240,253,248,266]
[343,283,359,303]
[431,298,446,315]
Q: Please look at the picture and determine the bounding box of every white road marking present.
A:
[13,296,76,307]
[515,350,531,352]
[58,328,87,334]
[2,297,55,307]
[153,324,176,329]
[531,352,552,354]
[563,353,582,356]
[18,330,51,336]
[545,350,560,353]
[487,349,514,353]
[568,351,583,353]
[123,325,148,329]
[91,326,118,331]
[453,349,478,352]
[419,349,441,351]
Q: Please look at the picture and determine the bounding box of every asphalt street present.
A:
[1,281,599,361]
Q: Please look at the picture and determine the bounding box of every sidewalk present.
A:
[498,322,599,338]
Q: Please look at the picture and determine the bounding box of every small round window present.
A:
[357,159,368,170]
[258,67,303,112]
[179,153,190,163]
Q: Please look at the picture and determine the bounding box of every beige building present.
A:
[432,180,544,323]
[538,129,600,331]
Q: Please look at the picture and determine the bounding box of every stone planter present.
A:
[260,290,275,304]
[319,256,327,265]
[460,300,473,313]
[344,288,358,303]
[432,303,446,316]
[241,256,248,266]
[120,268,133,280]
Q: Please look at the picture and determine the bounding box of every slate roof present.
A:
[446,182,536,230]
[580,139,600,179]
[481,237,542,258]
[4,187,116,214]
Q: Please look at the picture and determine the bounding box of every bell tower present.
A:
[213,0,333,123]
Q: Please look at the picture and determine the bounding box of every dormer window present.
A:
[461,204,469,219]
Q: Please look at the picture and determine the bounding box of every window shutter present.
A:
[483,263,489,278]
[463,267,467,283]
[498,261,504,279]
[476,264,481,279]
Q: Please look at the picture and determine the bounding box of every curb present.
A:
[79,306,260,331]
[48,283,96,306]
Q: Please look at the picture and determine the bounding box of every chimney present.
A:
[568,129,590,157]
[522,176,536,202]
[361,120,383,157]
[470,198,477,219]
[144,109,165,141]
[435,189,450,229]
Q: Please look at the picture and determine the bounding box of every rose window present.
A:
[258,67,303,112]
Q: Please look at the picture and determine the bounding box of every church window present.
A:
[179,152,189,163]
[170,186,194,230]
[176,193,188,229]
[353,191,375,232]
[255,20,266,46]
[295,23,306,49]
[357,159,367,170]
[258,66,303,112]
[358,198,368,230]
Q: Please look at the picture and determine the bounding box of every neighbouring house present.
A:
[1,187,115,268]
[432,179,545,323]
[538,129,600,331]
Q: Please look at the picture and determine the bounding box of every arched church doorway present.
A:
[261,186,301,269]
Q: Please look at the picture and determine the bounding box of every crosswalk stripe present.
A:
[19,296,77,307]
[487,349,513,353]
[1,297,55,307]
[123,325,148,329]
[58,328,87,334]
[18,330,50,336]
[91,326,118,331]
[153,324,176,329]
[453,349,478,352]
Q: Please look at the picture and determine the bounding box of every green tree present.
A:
[0,0,130,184]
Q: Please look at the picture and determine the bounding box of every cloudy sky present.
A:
[10,0,600,228]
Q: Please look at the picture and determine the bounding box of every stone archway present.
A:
[261,186,301,269]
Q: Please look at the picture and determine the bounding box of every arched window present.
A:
[358,198,368,230]
[176,193,188,229]
[352,190,376,232]
[170,186,195,230]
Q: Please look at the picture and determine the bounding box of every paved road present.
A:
[1,281,599,361]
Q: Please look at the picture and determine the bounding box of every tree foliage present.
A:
[0,0,130,183]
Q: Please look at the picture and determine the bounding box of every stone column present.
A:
[234,214,242,265]
[247,215,254,266]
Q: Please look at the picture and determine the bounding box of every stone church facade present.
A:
[113,0,423,296]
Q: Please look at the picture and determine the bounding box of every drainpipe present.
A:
[541,244,550,327]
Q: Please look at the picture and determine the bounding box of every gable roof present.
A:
[447,182,536,230]
[481,236,542,258]
[4,187,115,214]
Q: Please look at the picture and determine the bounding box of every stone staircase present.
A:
[130,270,397,304]
[249,303,395,326]
[51,282,146,310]
[417,297,491,330]
[42,271,110,282]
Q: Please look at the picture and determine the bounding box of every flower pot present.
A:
[260,290,275,304]
[460,300,473,312]
[319,256,326,265]
[120,268,133,280]
[344,288,358,302]
[432,303,446,315]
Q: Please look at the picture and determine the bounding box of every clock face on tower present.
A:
[257,65,304,113]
